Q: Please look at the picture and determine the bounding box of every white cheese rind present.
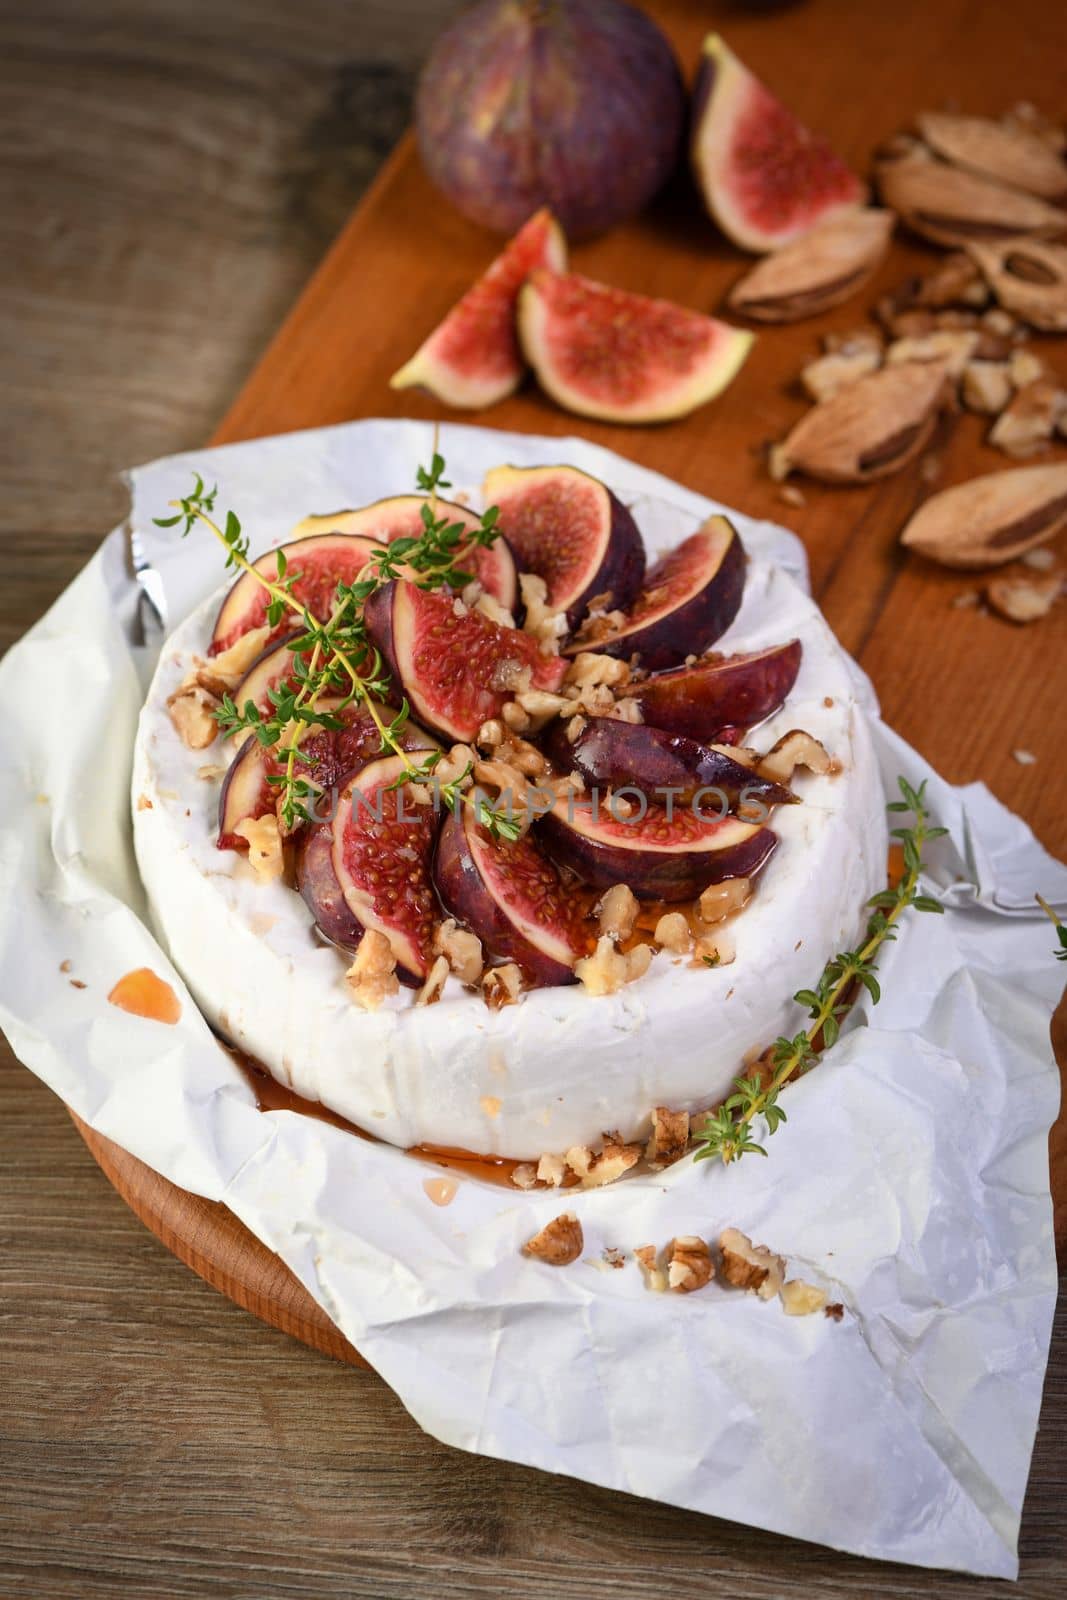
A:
[132,537,886,1160]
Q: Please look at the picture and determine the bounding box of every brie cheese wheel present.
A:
[132,497,887,1161]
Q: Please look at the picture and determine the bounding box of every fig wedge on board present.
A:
[899,461,1067,569]
[634,640,802,742]
[298,754,439,983]
[729,209,894,322]
[434,807,590,986]
[545,717,796,812]
[877,157,1066,250]
[482,463,645,625]
[567,517,746,670]
[541,793,777,902]
[365,579,567,742]
[773,361,952,484]
[917,112,1067,203]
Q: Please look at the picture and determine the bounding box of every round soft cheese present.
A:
[132,501,887,1160]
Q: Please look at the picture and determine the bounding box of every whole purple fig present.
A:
[416,0,685,238]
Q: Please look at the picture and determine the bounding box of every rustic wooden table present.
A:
[2,0,1065,1595]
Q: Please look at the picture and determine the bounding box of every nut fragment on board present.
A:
[916,110,1067,202]
[523,1212,583,1267]
[985,572,1062,623]
[728,209,894,322]
[877,156,1067,249]
[988,380,1062,458]
[961,361,1013,415]
[801,343,882,404]
[886,329,978,378]
[666,1236,714,1294]
[719,1228,785,1300]
[772,361,951,484]
[899,462,1067,568]
[966,239,1067,333]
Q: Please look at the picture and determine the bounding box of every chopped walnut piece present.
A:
[825,1302,845,1322]
[698,877,750,925]
[433,918,484,985]
[536,1152,567,1188]
[482,962,523,1009]
[523,1211,583,1267]
[519,573,568,655]
[500,700,531,734]
[718,1228,785,1300]
[566,1140,641,1188]
[609,696,643,725]
[653,911,690,953]
[1009,347,1046,389]
[474,591,515,629]
[780,1279,829,1317]
[634,1244,667,1292]
[196,625,272,694]
[989,379,1060,457]
[603,1246,626,1270]
[234,814,285,881]
[515,687,571,731]
[961,360,1013,415]
[982,306,1017,338]
[986,572,1061,623]
[476,717,506,750]
[887,329,978,378]
[167,684,220,749]
[915,251,989,309]
[596,883,638,942]
[436,744,477,786]
[667,1236,714,1294]
[1022,546,1057,571]
[575,935,651,996]
[565,651,631,692]
[800,344,882,404]
[345,930,400,1011]
[415,953,450,1007]
[693,932,735,968]
[645,1106,690,1169]
[757,730,832,785]
[511,1163,538,1191]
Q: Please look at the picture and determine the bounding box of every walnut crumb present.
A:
[482,962,524,1009]
[603,1246,626,1270]
[565,1140,641,1189]
[536,1152,567,1188]
[757,730,832,786]
[698,878,750,926]
[825,1302,845,1322]
[523,1211,583,1267]
[167,683,220,749]
[780,1279,829,1317]
[415,954,450,1007]
[667,1236,714,1294]
[575,935,651,995]
[511,1163,538,1191]
[136,794,153,811]
[434,918,484,986]
[344,930,399,1011]
[719,1228,785,1300]
[986,573,1061,624]
[645,1106,690,1169]
[234,814,284,881]
[596,883,639,942]
[634,1244,668,1293]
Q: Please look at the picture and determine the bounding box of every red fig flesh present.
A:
[569,517,746,670]
[548,717,796,812]
[415,0,685,239]
[691,34,866,254]
[635,640,803,741]
[541,794,777,902]
[435,807,590,986]
[482,463,645,625]
[314,494,518,612]
[518,270,753,423]
[298,755,439,983]
[365,579,567,743]
[218,701,438,851]
[391,208,566,408]
[210,534,378,655]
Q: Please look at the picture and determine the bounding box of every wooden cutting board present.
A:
[74,0,1067,1363]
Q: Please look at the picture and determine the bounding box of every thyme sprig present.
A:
[154,454,517,839]
[692,777,947,1167]
[1036,894,1067,963]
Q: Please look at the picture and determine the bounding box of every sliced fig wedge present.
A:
[691,33,866,253]
[547,718,796,813]
[899,461,1067,569]
[877,157,1066,249]
[541,794,777,902]
[210,533,379,655]
[365,579,567,743]
[482,463,645,625]
[435,807,590,986]
[225,632,306,723]
[298,754,439,983]
[728,209,894,322]
[964,238,1067,334]
[517,270,753,424]
[218,700,439,850]
[634,640,802,741]
[390,207,566,408]
[566,517,745,670]
[773,361,952,484]
[916,112,1067,203]
[305,493,519,611]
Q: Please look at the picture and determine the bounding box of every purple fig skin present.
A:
[547,717,797,811]
[363,583,402,686]
[487,464,646,626]
[636,639,803,742]
[572,518,746,670]
[434,808,586,986]
[541,801,778,902]
[298,817,366,954]
[415,0,685,239]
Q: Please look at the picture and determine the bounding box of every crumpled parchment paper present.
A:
[1,419,1063,1579]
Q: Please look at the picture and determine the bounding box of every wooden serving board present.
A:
[75,0,1067,1362]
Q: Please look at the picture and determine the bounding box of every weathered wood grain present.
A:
[3,0,1066,1594]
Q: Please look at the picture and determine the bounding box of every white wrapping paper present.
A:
[1,419,1063,1579]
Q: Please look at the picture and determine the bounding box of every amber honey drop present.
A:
[107,967,182,1024]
